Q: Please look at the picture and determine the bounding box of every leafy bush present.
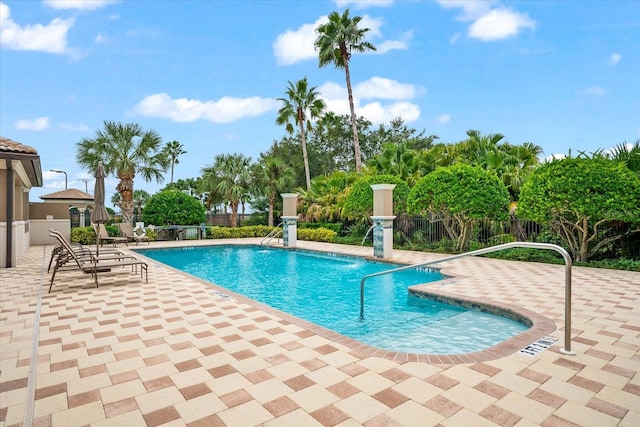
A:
[408,165,510,251]
[206,225,277,239]
[518,156,640,262]
[71,226,97,244]
[297,227,337,242]
[299,222,343,233]
[143,190,206,226]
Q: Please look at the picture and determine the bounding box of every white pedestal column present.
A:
[280,193,299,248]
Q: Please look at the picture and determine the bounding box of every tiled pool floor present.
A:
[1,239,639,426]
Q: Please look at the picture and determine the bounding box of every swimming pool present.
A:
[138,245,529,354]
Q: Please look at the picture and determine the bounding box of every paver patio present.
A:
[1,239,638,426]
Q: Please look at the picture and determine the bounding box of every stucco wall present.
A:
[30,202,71,220]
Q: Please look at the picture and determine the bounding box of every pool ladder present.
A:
[261,222,283,246]
[359,242,576,356]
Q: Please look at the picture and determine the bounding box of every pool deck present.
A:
[1,239,639,427]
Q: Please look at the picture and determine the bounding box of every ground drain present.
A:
[518,336,558,356]
[209,289,234,301]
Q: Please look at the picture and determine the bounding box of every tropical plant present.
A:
[518,156,640,262]
[604,139,640,176]
[298,170,358,222]
[369,142,422,186]
[142,190,206,226]
[202,153,252,227]
[276,77,326,190]
[315,9,376,172]
[76,121,169,224]
[163,140,187,184]
[252,156,295,226]
[133,189,151,222]
[407,164,510,251]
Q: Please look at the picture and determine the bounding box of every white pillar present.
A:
[281,193,299,247]
[370,184,396,259]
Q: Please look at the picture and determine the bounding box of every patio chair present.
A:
[48,229,148,293]
[47,238,125,273]
[117,222,150,245]
[94,223,129,247]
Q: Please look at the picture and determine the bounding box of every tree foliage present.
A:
[276,77,326,190]
[343,174,410,220]
[517,156,640,262]
[142,190,206,226]
[315,9,376,172]
[76,121,169,224]
[407,164,510,251]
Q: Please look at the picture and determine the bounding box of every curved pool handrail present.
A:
[359,242,576,355]
[261,222,284,246]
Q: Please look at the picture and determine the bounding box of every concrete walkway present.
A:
[1,239,638,426]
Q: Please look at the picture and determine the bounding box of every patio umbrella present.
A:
[90,162,110,256]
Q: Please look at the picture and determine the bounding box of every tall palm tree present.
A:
[163,140,187,184]
[253,156,295,226]
[133,189,151,222]
[276,77,326,190]
[315,9,376,173]
[202,153,251,227]
[76,121,169,224]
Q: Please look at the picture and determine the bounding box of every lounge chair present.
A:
[47,239,125,273]
[48,229,148,292]
[117,222,150,245]
[94,223,129,247]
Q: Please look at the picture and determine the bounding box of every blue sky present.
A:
[1,0,639,206]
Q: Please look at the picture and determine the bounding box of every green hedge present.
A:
[298,222,342,233]
[204,225,336,242]
[297,228,337,242]
[206,225,277,239]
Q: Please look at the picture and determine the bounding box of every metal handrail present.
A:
[359,242,576,355]
[261,222,283,246]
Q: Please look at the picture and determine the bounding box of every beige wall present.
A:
[30,219,71,245]
[30,202,71,220]
[0,170,6,222]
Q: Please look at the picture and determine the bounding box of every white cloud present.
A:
[273,16,327,65]
[436,0,497,21]
[354,76,418,100]
[585,86,607,96]
[59,123,90,132]
[359,101,420,124]
[449,32,461,45]
[437,114,451,124]
[94,33,107,44]
[468,8,536,41]
[335,0,394,8]
[43,0,119,10]
[437,2,535,41]
[132,93,280,123]
[0,2,74,54]
[610,53,621,65]
[15,117,49,131]
[318,77,421,124]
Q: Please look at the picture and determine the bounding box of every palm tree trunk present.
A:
[231,202,238,228]
[343,59,362,172]
[299,120,311,190]
[268,196,274,227]
[116,178,135,225]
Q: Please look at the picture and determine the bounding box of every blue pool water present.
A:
[138,245,528,354]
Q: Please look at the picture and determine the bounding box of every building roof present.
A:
[40,188,94,202]
[0,136,39,155]
[0,136,43,187]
